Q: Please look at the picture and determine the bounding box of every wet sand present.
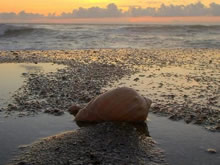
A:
[0,49,219,165]
[0,63,66,109]
[0,49,219,131]
[2,113,220,165]
[8,122,167,165]
[0,113,76,165]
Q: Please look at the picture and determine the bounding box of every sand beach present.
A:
[0,48,219,165]
[1,49,219,130]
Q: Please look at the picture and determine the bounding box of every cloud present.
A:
[125,7,156,17]
[17,11,44,19]
[0,11,44,20]
[0,12,17,19]
[127,2,220,17]
[71,3,122,18]
[210,2,220,16]
[157,2,211,16]
[0,2,220,20]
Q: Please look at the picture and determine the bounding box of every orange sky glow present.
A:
[0,0,218,15]
[0,0,220,23]
[2,16,219,24]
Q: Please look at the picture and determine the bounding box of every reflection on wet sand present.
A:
[0,63,66,109]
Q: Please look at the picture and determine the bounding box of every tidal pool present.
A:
[0,113,219,165]
[0,63,66,108]
[148,114,220,165]
[0,62,68,164]
[0,113,77,165]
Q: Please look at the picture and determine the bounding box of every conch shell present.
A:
[74,87,152,122]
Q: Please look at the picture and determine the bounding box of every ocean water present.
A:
[0,24,220,50]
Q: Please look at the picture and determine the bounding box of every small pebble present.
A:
[134,78,139,81]
[207,148,217,154]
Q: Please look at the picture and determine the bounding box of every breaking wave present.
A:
[0,23,220,50]
[0,24,49,37]
[119,25,220,33]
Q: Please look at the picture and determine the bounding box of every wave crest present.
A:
[0,24,48,37]
[119,25,220,33]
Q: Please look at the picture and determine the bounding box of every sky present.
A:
[0,0,218,14]
[0,0,220,23]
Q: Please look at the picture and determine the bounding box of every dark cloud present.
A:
[17,11,44,19]
[72,3,122,18]
[127,2,220,17]
[157,2,210,16]
[0,11,44,20]
[0,2,220,20]
[0,12,17,19]
[210,2,220,16]
[125,7,156,17]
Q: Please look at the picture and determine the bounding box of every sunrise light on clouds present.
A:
[0,0,218,14]
[0,0,220,23]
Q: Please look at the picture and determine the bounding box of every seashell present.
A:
[75,87,152,122]
[68,105,81,116]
